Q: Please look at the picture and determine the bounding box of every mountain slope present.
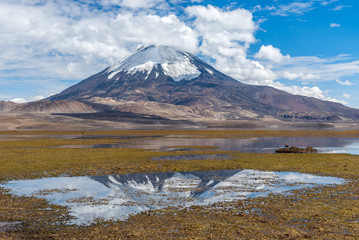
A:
[11,100,96,113]
[47,45,359,122]
[0,101,21,112]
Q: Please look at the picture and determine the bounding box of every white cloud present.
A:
[186,5,277,83]
[320,0,338,6]
[255,53,359,103]
[263,55,359,84]
[8,95,45,103]
[10,98,27,103]
[186,5,257,44]
[330,23,341,28]
[336,79,352,86]
[270,1,316,16]
[0,1,198,81]
[30,95,46,101]
[282,71,320,81]
[255,45,290,63]
[100,0,168,9]
[343,93,351,99]
[121,0,167,9]
[332,5,344,10]
[262,0,339,16]
[271,82,345,104]
[184,5,342,103]
[331,5,351,11]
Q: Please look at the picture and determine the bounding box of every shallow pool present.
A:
[1,169,345,225]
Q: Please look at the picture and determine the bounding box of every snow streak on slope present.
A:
[107,45,201,81]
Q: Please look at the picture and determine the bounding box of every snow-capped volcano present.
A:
[47,45,359,122]
[107,45,201,81]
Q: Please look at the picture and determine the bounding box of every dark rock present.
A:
[275,146,318,154]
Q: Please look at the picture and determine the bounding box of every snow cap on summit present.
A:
[107,45,201,81]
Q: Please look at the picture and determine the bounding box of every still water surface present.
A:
[57,137,359,155]
[1,169,345,225]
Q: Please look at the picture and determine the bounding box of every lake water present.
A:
[139,136,359,154]
[56,136,359,155]
[1,169,345,225]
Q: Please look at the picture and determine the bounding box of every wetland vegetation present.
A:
[1,130,359,239]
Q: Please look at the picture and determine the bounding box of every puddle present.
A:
[54,144,130,149]
[1,170,345,225]
[152,154,231,161]
[0,221,22,232]
[75,135,164,140]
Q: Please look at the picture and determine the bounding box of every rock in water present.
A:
[275,146,318,154]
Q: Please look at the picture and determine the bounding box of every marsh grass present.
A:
[1,130,359,239]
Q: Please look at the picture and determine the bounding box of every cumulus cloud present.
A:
[0,0,198,80]
[184,5,343,103]
[9,95,45,103]
[275,84,337,102]
[10,98,27,103]
[330,23,341,27]
[186,5,276,83]
[186,5,257,44]
[336,79,352,86]
[255,45,290,63]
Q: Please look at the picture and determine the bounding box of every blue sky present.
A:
[0,0,359,107]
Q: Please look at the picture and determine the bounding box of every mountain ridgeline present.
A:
[11,45,359,122]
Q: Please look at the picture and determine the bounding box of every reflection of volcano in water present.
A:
[2,170,344,225]
[91,169,240,199]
